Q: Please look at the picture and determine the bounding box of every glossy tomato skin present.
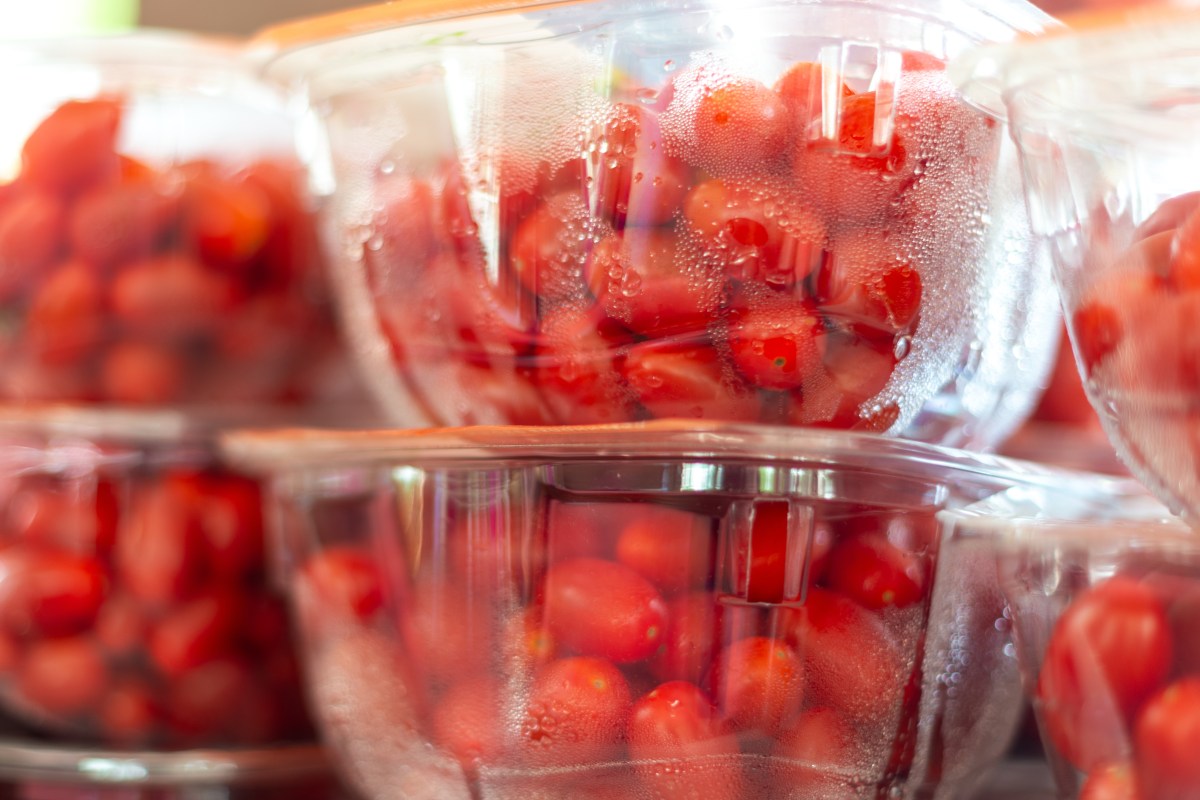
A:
[1038,577,1173,772]
[709,635,806,735]
[543,557,668,663]
[1134,677,1200,800]
[518,656,632,767]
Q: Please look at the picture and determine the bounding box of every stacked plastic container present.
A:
[218,1,1175,800]
[0,30,355,800]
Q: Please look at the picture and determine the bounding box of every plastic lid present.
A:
[221,419,1139,497]
[254,0,1057,90]
[951,7,1200,129]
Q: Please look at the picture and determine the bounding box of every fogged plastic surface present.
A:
[954,13,1200,523]
[265,0,1058,449]
[0,33,348,408]
[0,408,313,748]
[229,422,1119,800]
[946,485,1190,799]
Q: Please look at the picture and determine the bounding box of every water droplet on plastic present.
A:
[894,335,911,360]
[378,160,396,176]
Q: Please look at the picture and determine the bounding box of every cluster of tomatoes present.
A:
[298,497,937,799]
[364,54,998,430]
[1036,574,1200,800]
[0,462,312,747]
[0,97,335,405]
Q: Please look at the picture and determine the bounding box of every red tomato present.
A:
[824,531,927,610]
[114,477,207,607]
[1038,577,1173,771]
[1134,677,1200,800]
[1072,301,1123,374]
[183,173,271,269]
[98,340,186,405]
[1169,201,1200,292]
[615,504,712,593]
[109,253,237,339]
[621,339,763,422]
[99,679,160,744]
[24,261,105,366]
[0,192,66,301]
[588,229,714,338]
[165,655,256,742]
[432,676,505,771]
[773,61,854,130]
[69,179,178,268]
[778,587,906,724]
[673,71,790,175]
[195,474,265,581]
[299,547,385,621]
[0,548,107,638]
[367,173,439,275]
[1080,762,1142,800]
[650,591,723,684]
[815,232,922,340]
[586,102,690,229]
[627,681,741,800]
[710,635,805,734]
[94,592,148,660]
[21,98,122,194]
[1137,191,1200,242]
[508,192,599,302]
[147,588,244,678]
[727,289,827,391]
[518,656,631,766]
[900,51,948,72]
[532,306,630,425]
[15,635,109,717]
[794,91,915,224]
[821,331,899,408]
[774,707,866,795]
[681,177,826,288]
[543,557,668,663]
[403,581,491,685]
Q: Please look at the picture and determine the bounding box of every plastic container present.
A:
[0,406,314,748]
[0,32,347,407]
[254,0,1059,449]
[0,731,341,800]
[223,420,1125,800]
[952,10,1200,523]
[943,482,1196,800]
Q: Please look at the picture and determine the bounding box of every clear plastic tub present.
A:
[0,406,314,748]
[942,483,1194,800]
[0,730,340,800]
[0,32,347,407]
[253,0,1059,449]
[224,420,1126,800]
[953,10,1200,523]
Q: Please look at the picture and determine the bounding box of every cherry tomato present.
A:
[773,61,854,130]
[670,69,790,175]
[403,581,490,684]
[774,707,865,795]
[586,102,690,229]
[0,193,66,301]
[815,232,922,341]
[184,173,272,269]
[98,340,186,405]
[21,98,122,194]
[147,589,244,678]
[69,179,177,269]
[24,261,105,366]
[1072,301,1124,374]
[299,547,385,622]
[532,307,630,425]
[1134,677,1200,800]
[165,655,256,742]
[650,591,723,684]
[588,229,714,338]
[195,474,265,581]
[615,504,712,593]
[115,478,207,607]
[710,635,805,734]
[543,557,668,663]
[727,288,826,391]
[0,548,107,639]
[109,253,236,339]
[1080,762,1142,800]
[627,681,741,800]
[778,587,906,724]
[1038,576,1173,771]
[518,656,631,766]
[1169,202,1200,292]
[824,531,926,610]
[621,339,762,422]
[432,676,504,772]
[15,636,109,717]
[508,192,599,302]
[681,177,826,288]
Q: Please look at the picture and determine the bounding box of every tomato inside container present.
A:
[0,32,346,408]
[253,0,1060,449]
[223,420,1118,800]
[945,483,1197,800]
[953,9,1200,525]
[0,406,314,748]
